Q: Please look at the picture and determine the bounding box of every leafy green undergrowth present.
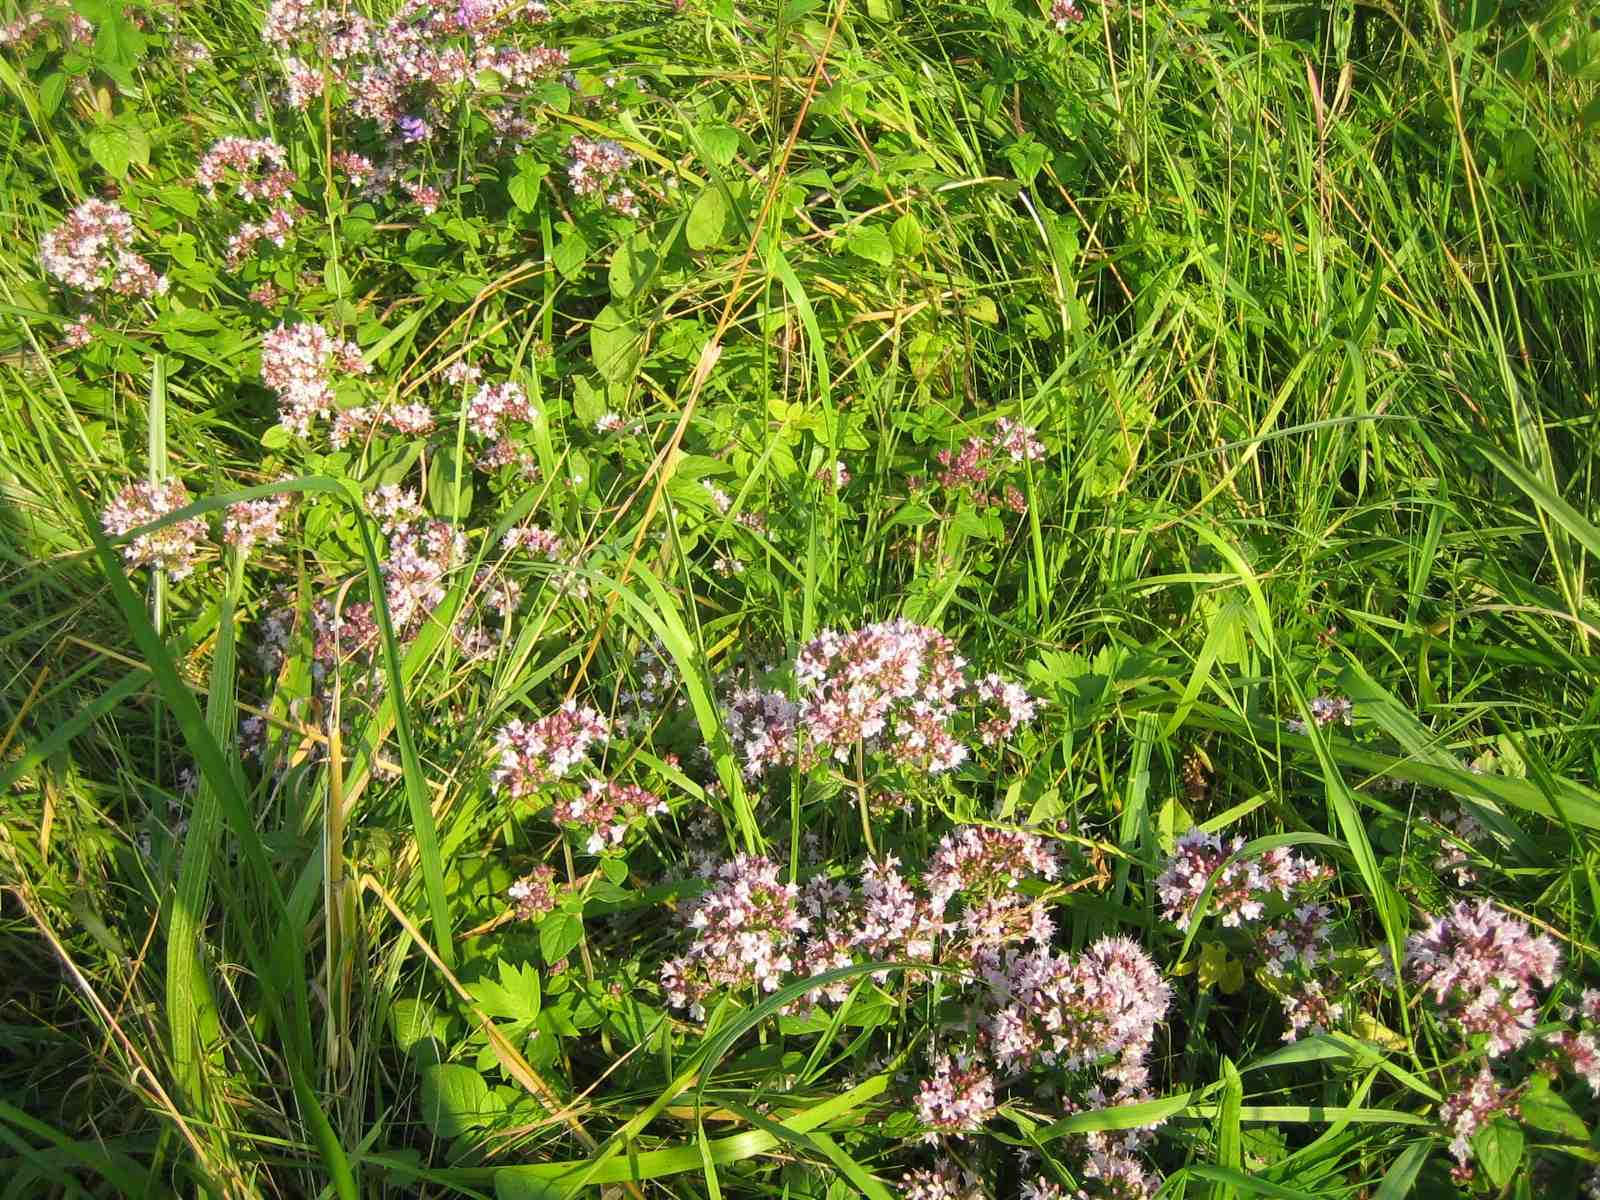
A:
[2,0,1600,1196]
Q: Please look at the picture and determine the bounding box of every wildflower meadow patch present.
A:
[3,0,1600,1196]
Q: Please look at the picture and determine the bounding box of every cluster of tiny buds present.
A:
[1404,898,1561,1058]
[566,137,639,215]
[507,864,559,920]
[550,779,667,854]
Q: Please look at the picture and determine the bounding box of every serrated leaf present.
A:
[845,228,894,267]
[687,187,728,251]
[420,1063,503,1139]
[1471,1116,1523,1189]
[589,304,641,384]
[552,231,588,280]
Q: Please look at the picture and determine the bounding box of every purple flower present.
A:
[397,115,430,142]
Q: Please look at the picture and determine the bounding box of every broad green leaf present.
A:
[1472,1116,1524,1189]
[589,304,641,383]
[509,163,547,213]
[890,212,924,257]
[845,228,894,266]
[391,998,448,1054]
[701,124,740,166]
[539,912,583,965]
[687,187,728,251]
[420,1064,503,1139]
[1519,1075,1588,1140]
[552,231,588,280]
[86,122,132,179]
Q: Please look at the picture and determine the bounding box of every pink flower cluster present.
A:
[795,619,970,770]
[0,7,93,49]
[382,519,466,628]
[263,0,565,149]
[975,673,1037,745]
[926,825,1059,911]
[567,137,639,215]
[724,685,799,777]
[503,524,564,558]
[260,321,371,436]
[311,599,381,678]
[102,481,207,579]
[660,855,806,1019]
[981,936,1170,1087]
[1280,978,1343,1042]
[198,137,297,203]
[725,626,1038,779]
[932,419,1043,511]
[1155,829,1331,931]
[40,199,167,298]
[508,864,560,920]
[1438,1064,1518,1170]
[1404,898,1560,1057]
[224,494,293,553]
[1286,692,1354,734]
[491,702,610,799]
[550,779,667,853]
[467,380,537,440]
[901,1158,982,1200]
[1050,0,1085,29]
[914,1053,997,1140]
[331,402,437,449]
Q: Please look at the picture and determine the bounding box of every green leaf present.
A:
[539,912,583,965]
[889,213,924,257]
[1471,1116,1523,1189]
[39,72,66,117]
[1373,1142,1431,1199]
[86,122,132,180]
[589,304,641,384]
[420,1064,503,1139]
[391,998,448,1054]
[509,164,547,213]
[845,228,894,267]
[687,187,728,251]
[608,235,658,303]
[552,231,589,280]
[426,442,473,520]
[701,125,740,166]
[1519,1075,1588,1140]
[1004,136,1047,184]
